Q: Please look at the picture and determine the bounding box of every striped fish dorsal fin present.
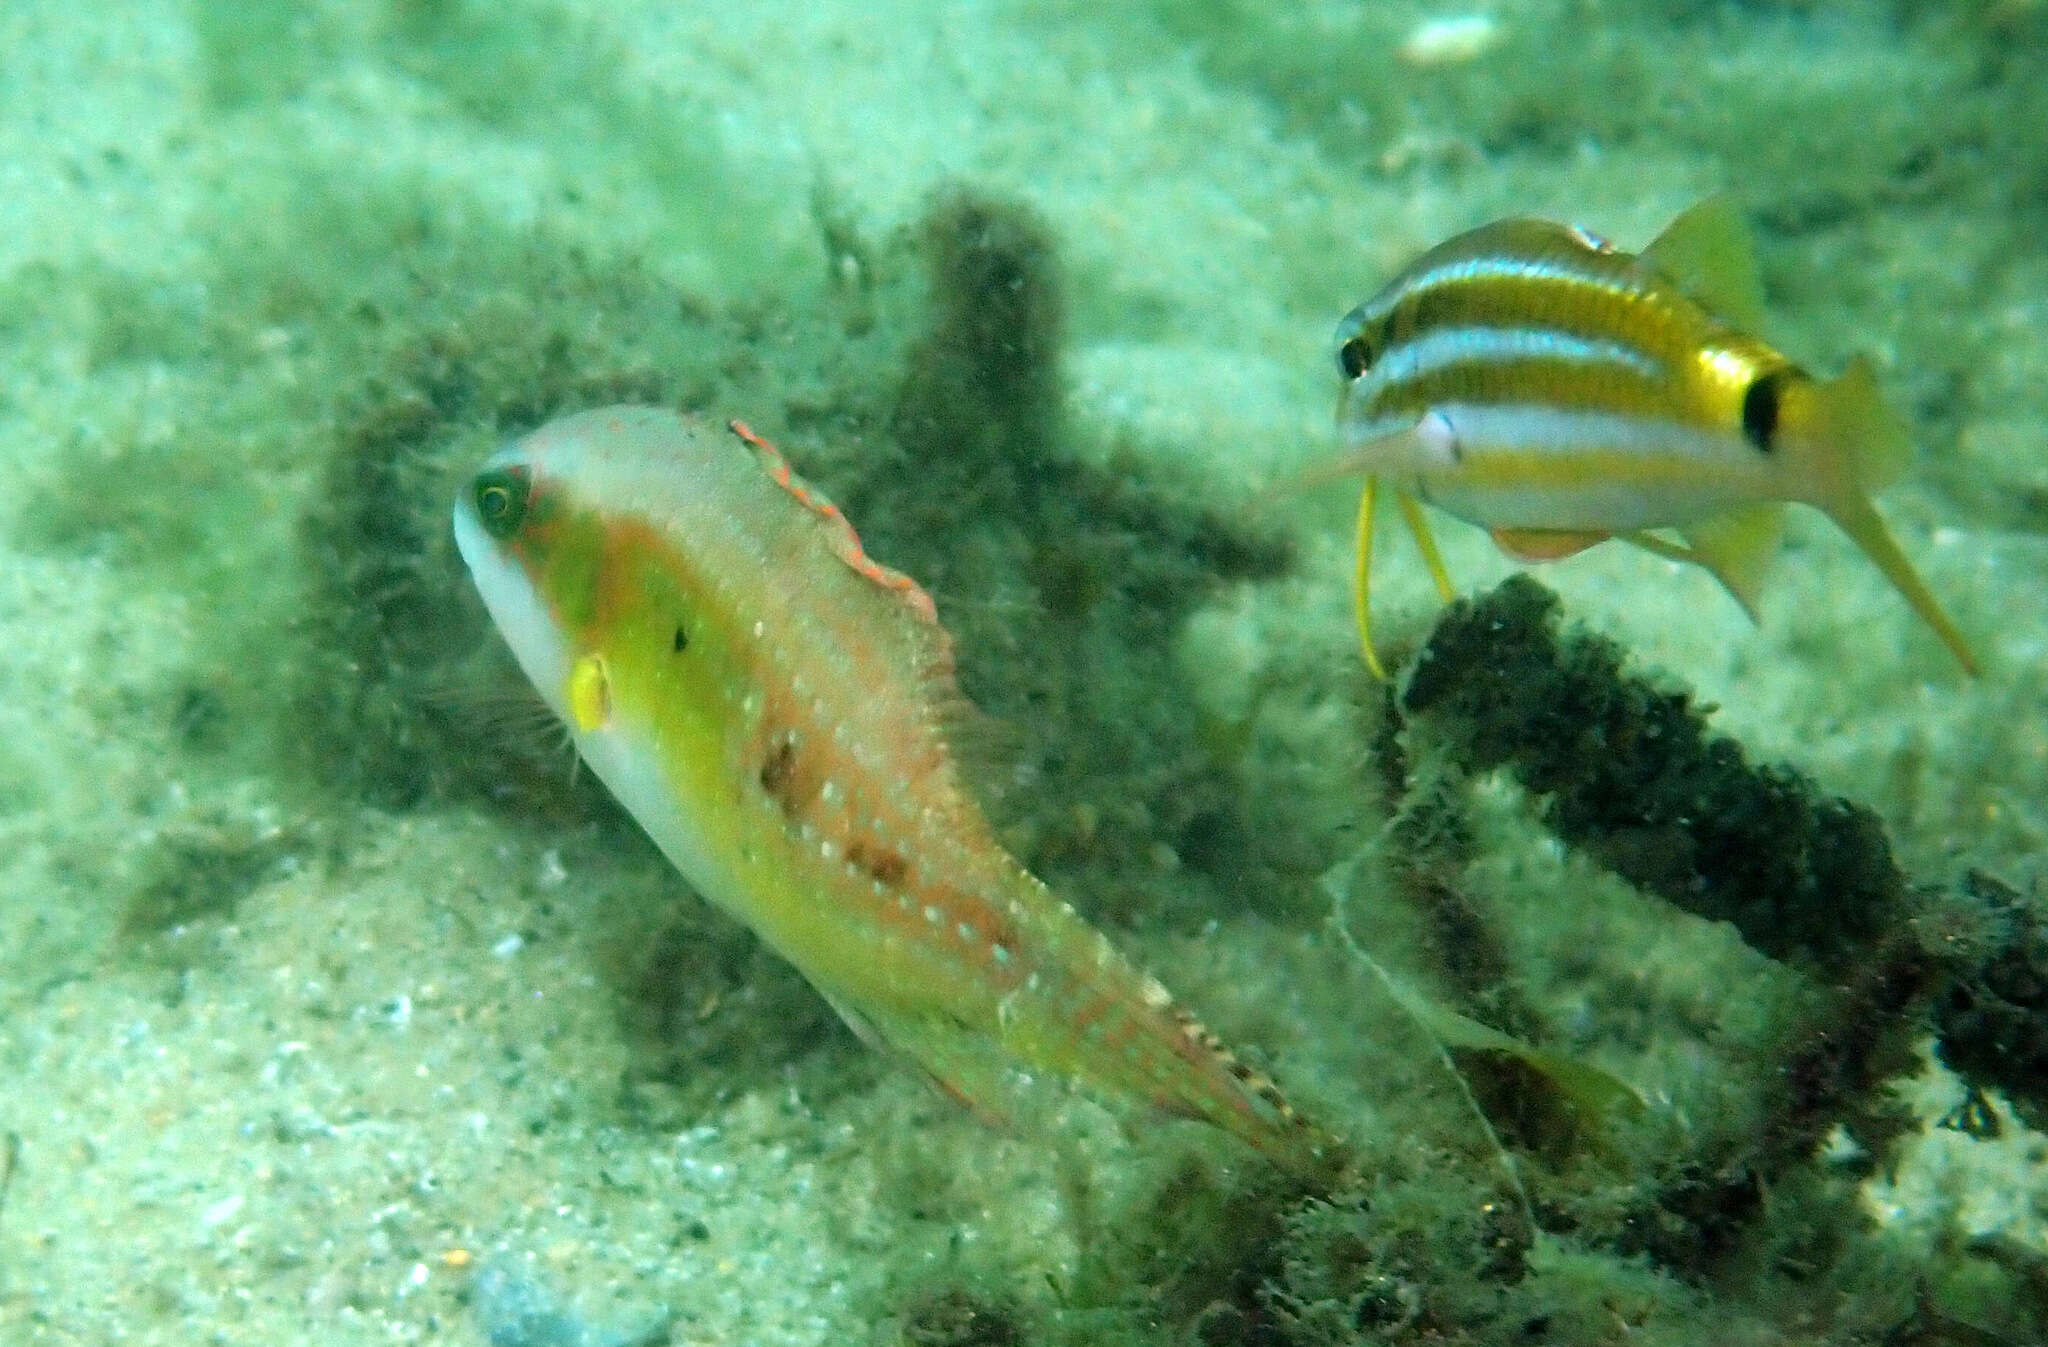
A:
[1639,195,1766,331]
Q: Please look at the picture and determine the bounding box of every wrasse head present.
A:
[453,410,738,741]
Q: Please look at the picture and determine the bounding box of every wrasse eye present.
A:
[473,465,531,538]
[1338,333,1375,380]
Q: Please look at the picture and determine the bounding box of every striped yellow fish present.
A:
[453,407,1334,1174]
[1327,197,1978,678]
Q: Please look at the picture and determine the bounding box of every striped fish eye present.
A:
[473,465,532,539]
[1337,333,1376,380]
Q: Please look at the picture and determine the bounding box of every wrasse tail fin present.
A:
[1639,194,1766,331]
[1821,491,1980,676]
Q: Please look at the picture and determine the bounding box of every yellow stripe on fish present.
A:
[1327,196,1978,678]
[454,407,1336,1175]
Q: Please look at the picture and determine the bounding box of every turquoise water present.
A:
[1,3,2043,1343]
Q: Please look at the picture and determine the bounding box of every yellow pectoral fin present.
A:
[566,653,613,731]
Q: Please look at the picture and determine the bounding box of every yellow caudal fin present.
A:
[1640,195,1766,331]
[1823,491,1980,676]
[1786,356,1976,673]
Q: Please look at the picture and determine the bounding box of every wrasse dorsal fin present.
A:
[1639,195,1767,331]
[727,419,943,626]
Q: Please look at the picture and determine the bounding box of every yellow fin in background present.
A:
[1379,974,1647,1130]
[1640,195,1767,331]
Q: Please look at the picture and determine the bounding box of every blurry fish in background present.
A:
[1322,196,1978,679]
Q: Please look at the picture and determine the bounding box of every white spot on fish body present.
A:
[1418,409,1461,466]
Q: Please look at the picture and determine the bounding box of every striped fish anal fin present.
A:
[1639,195,1766,331]
[1489,527,1610,563]
[1674,502,1785,622]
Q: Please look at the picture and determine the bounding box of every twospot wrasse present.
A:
[1326,197,1978,679]
[454,407,1334,1174]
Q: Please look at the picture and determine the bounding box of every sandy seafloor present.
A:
[1,3,2045,1344]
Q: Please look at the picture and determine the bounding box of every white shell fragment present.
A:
[1396,14,1504,67]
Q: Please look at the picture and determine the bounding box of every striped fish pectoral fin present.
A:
[1639,195,1766,331]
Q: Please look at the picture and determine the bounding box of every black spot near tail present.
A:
[1741,367,1795,453]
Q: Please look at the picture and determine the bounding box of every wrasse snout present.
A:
[1327,196,1978,678]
